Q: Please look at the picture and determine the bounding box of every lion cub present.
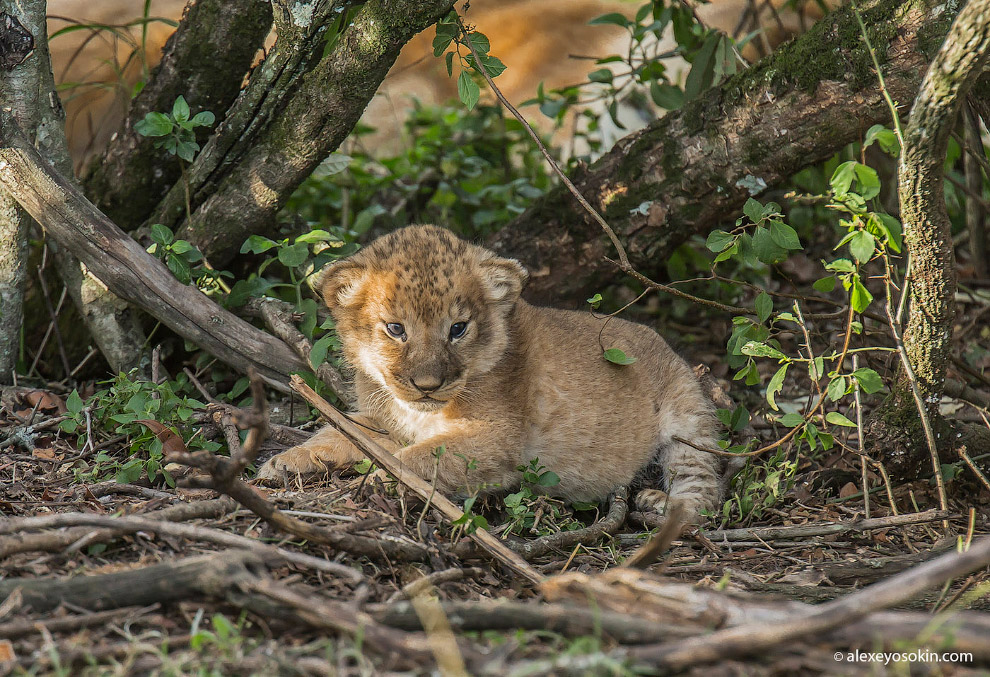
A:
[258,225,721,520]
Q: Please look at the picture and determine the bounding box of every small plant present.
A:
[723,449,798,522]
[66,372,214,486]
[502,458,589,536]
[135,95,215,162]
[432,12,507,111]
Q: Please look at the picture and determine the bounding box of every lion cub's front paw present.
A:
[256,431,365,485]
[635,488,712,524]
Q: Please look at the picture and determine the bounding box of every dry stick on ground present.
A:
[168,372,427,562]
[0,606,152,640]
[387,567,487,603]
[0,512,364,582]
[508,486,629,561]
[624,534,990,669]
[0,496,238,559]
[290,375,542,585]
[629,508,951,541]
[622,504,687,570]
[0,551,264,614]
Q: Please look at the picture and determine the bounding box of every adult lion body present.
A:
[258,225,721,520]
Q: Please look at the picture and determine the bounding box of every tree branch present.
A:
[0,115,307,385]
[490,0,964,302]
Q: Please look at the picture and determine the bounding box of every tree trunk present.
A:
[0,2,46,382]
[488,0,965,305]
[869,0,990,480]
[83,0,274,230]
[150,0,457,264]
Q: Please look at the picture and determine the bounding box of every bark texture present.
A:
[898,0,990,408]
[0,3,44,382]
[489,0,961,304]
[83,0,274,229]
[0,114,307,385]
[150,0,456,263]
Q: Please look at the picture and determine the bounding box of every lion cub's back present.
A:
[513,302,694,498]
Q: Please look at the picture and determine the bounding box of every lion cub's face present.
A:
[321,226,528,412]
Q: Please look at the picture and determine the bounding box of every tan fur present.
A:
[258,225,721,520]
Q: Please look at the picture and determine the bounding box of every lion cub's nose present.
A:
[411,376,443,394]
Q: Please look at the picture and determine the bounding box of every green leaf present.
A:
[766,364,788,411]
[826,258,856,274]
[589,12,630,26]
[813,276,836,293]
[706,230,734,253]
[849,230,876,263]
[352,204,387,235]
[755,292,773,323]
[240,235,278,254]
[586,293,603,309]
[457,70,480,110]
[479,54,506,78]
[176,140,199,162]
[134,112,172,137]
[445,50,455,76]
[740,341,786,360]
[769,220,802,250]
[278,243,309,268]
[190,111,215,127]
[310,334,334,369]
[150,223,173,246]
[850,277,874,313]
[167,254,192,284]
[467,31,491,55]
[432,33,453,56]
[66,389,84,414]
[684,32,720,101]
[538,471,561,487]
[876,213,903,252]
[743,198,764,223]
[752,227,788,264]
[827,376,847,402]
[588,68,613,83]
[603,348,637,365]
[172,95,190,122]
[830,161,880,200]
[864,124,899,156]
[779,413,805,428]
[852,367,885,394]
[826,411,857,427]
[649,81,683,110]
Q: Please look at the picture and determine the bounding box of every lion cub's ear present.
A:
[319,260,369,309]
[479,256,529,304]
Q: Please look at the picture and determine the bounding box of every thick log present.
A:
[0,114,307,384]
[490,0,962,304]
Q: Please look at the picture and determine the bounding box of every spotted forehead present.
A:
[365,228,482,320]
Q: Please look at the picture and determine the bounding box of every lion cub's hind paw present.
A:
[635,488,713,525]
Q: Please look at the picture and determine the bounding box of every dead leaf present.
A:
[31,448,57,460]
[19,390,67,415]
[0,639,14,663]
[135,420,188,455]
[839,482,859,499]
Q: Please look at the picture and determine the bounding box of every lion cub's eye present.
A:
[449,321,468,340]
[385,322,406,340]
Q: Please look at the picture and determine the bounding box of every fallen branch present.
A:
[290,374,542,585]
[0,512,364,582]
[624,535,990,669]
[169,373,428,562]
[0,496,238,559]
[0,551,263,614]
[0,112,306,385]
[510,486,628,561]
[387,566,486,603]
[628,508,951,541]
